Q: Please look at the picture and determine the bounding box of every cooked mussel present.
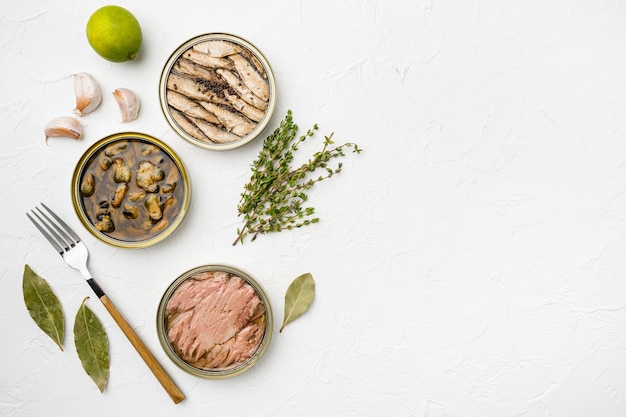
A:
[95,214,115,232]
[162,182,177,193]
[104,142,128,157]
[127,191,146,202]
[141,144,159,156]
[136,161,164,192]
[145,194,163,221]
[80,173,95,197]
[111,183,128,208]
[122,204,139,219]
[164,195,176,210]
[100,157,112,171]
[112,158,131,183]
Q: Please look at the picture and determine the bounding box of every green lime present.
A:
[86,5,142,62]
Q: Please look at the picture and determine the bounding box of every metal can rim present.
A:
[71,131,191,249]
[156,264,273,379]
[158,32,277,151]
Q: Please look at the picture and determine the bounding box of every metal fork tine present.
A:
[31,208,72,251]
[35,206,76,249]
[41,202,81,244]
[26,212,65,254]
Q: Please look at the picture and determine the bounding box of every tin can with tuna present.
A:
[156,264,273,379]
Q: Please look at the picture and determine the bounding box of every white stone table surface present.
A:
[2,1,626,416]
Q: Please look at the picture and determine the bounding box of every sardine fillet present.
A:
[240,47,267,79]
[166,72,229,106]
[191,116,242,144]
[193,40,243,57]
[224,90,265,122]
[199,101,257,137]
[170,109,210,142]
[228,54,270,102]
[173,58,222,82]
[167,89,220,125]
[183,49,234,70]
[216,68,267,111]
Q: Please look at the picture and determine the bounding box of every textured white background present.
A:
[2,0,626,416]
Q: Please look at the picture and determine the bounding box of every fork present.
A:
[26,203,185,404]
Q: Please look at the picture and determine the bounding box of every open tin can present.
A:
[159,33,277,150]
[71,132,191,249]
[157,264,273,379]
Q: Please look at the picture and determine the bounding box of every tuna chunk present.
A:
[165,270,266,370]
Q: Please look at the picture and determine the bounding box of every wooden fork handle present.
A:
[99,294,185,404]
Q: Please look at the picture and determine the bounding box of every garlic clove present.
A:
[73,72,102,116]
[113,88,140,123]
[44,116,83,143]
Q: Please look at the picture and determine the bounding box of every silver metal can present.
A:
[156,264,273,379]
[159,33,277,151]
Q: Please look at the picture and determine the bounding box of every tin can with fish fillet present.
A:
[159,33,277,151]
[156,264,273,379]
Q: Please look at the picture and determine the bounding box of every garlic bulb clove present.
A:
[113,88,140,123]
[73,72,102,116]
[44,116,83,143]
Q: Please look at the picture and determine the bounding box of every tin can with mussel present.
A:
[71,132,191,248]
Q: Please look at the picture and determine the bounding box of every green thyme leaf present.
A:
[74,297,109,393]
[22,264,64,350]
[280,273,315,332]
[233,110,362,245]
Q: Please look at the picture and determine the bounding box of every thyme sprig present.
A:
[233,110,362,245]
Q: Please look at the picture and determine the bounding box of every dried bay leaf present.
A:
[280,273,315,332]
[22,264,64,350]
[74,297,109,393]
